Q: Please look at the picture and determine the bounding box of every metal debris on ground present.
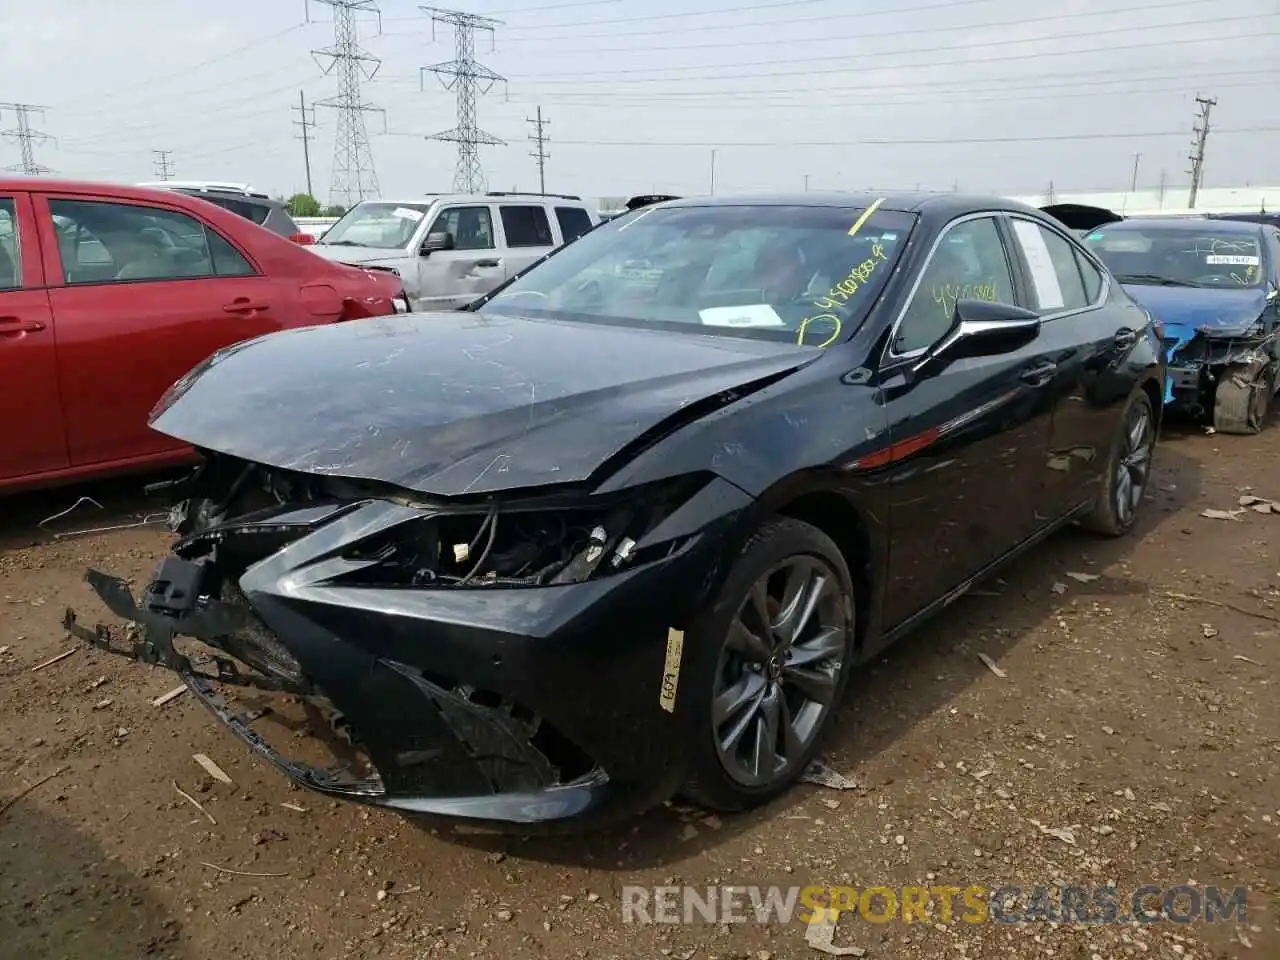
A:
[281,802,309,813]
[803,909,867,956]
[1065,571,1102,583]
[0,767,66,820]
[52,512,171,541]
[1200,508,1246,521]
[1233,655,1263,666]
[1159,590,1280,624]
[801,759,858,790]
[152,684,188,707]
[1202,624,1219,639]
[977,652,1008,679]
[38,496,103,530]
[1238,495,1280,514]
[30,649,76,672]
[173,780,216,825]
[1030,819,1078,845]
[1051,581,1068,594]
[193,753,233,785]
[199,861,290,878]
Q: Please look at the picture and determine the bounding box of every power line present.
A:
[519,76,1274,112]
[312,0,384,208]
[498,0,1226,43]
[420,6,505,194]
[1187,94,1217,209]
[151,148,175,181]
[293,90,319,197]
[508,26,1280,87]
[527,105,550,194]
[0,103,52,175]
[506,11,1271,82]
[500,0,1227,50]
[547,127,1280,148]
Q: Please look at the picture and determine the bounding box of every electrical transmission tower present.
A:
[311,0,384,208]
[152,149,175,181]
[527,106,549,194]
[293,91,318,197]
[1187,94,1216,209]
[0,103,52,175]
[420,6,506,194]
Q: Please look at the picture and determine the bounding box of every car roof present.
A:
[357,193,589,206]
[1098,216,1262,235]
[0,177,248,204]
[656,191,1051,219]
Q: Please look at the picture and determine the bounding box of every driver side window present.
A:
[895,216,1015,354]
[428,206,494,251]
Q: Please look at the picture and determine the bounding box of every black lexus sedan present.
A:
[66,193,1166,826]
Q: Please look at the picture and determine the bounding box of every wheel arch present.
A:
[768,489,876,654]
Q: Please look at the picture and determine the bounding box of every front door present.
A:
[416,204,505,311]
[38,194,284,466]
[876,214,1057,631]
[0,192,66,482]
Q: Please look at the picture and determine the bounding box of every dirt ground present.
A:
[1,423,1276,960]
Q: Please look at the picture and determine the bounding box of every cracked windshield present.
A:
[479,204,914,346]
[1084,224,1267,288]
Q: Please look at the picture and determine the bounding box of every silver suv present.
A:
[308,192,598,311]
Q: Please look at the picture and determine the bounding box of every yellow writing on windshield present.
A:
[1231,264,1258,285]
[934,280,999,319]
[812,243,889,311]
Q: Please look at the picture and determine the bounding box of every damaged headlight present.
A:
[337,474,712,588]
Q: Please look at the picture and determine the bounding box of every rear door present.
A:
[1005,214,1149,522]
[877,213,1057,630]
[497,203,558,280]
[554,205,594,244]
[0,191,67,482]
[417,203,504,310]
[37,194,287,467]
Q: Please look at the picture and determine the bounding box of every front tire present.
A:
[681,518,856,812]
[1081,391,1156,537]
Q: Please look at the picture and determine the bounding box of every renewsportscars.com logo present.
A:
[621,884,1249,926]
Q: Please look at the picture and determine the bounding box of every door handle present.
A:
[1114,327,1138,349]
[222,298,269,314]
[475,259,501,268]
[1019,361,1057,386]
[0,315,46,336]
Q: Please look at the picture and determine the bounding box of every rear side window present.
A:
[554,206,592,243]
[500,205,554,248]
[0,198,19,289]
[48,198,258,284]
[1075,249,1104,301]
[1012,219,1088,312]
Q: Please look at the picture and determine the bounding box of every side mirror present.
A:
[912,299,1042,378]
[420,231,454,255]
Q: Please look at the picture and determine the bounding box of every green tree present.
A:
[321,204,347,218]
[287,193,321,217]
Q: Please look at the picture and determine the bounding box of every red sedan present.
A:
[0,179,408,494]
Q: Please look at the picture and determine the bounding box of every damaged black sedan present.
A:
[67,193,1166,825]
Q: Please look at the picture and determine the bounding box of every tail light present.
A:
[289,232,316,245]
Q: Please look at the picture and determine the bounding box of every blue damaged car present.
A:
[1083,217,1280,434]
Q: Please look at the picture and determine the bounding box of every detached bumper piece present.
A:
[65,557,611,823]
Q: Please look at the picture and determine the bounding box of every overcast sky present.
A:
[1,0,1277,204]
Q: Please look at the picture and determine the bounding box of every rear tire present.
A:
[680,518,855,812]
[1213,360,1272,435]
[1081,391,1156,537]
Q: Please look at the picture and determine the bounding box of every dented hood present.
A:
[149,313,822,496]
[1121,284,1268,341]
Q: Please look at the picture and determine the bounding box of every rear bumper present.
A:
[62,498,732,824]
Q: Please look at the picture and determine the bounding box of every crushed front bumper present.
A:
[62,497,727,825]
